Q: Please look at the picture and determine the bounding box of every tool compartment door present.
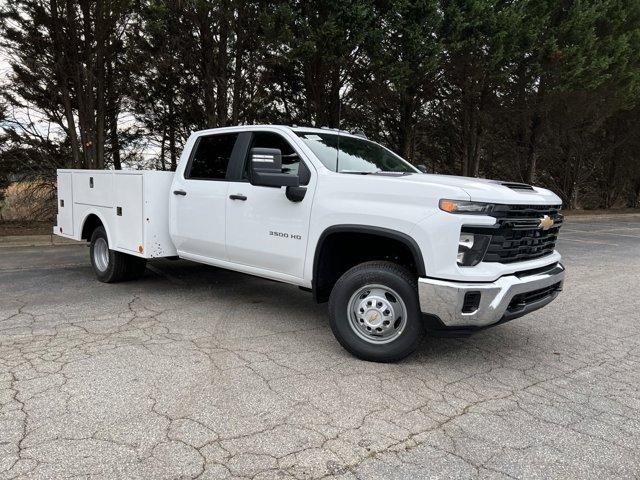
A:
[114,174,144,253]
[57,172,74,236]
[73,171,113,207]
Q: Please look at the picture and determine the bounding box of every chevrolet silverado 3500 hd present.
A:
[54,125,565,362]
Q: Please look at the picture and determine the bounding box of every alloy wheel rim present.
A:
[347,284,407,344]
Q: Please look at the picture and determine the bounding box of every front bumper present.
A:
[418,263,565,329]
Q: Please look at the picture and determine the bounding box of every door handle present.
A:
[173,190,187,196]
[229,194,247,201]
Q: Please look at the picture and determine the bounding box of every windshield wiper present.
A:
[365,171,415,176]
[339,170,381,175]
[339,170,414,176]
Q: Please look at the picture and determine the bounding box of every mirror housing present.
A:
[250,148,299,187]
[417,164,428,173]
[286,161,310,202]
[285,186,306,202]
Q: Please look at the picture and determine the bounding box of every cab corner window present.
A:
[187,133,239,180]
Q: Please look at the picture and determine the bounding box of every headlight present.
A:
[439,199,496,214]
[457,232,491,267]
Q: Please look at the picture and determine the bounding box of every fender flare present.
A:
[312,224,427,283]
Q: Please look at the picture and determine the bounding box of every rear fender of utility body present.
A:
[79,210,114,245]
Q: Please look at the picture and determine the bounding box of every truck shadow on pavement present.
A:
[132,258,543,365]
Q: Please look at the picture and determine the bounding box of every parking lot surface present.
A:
[1,215,639,479]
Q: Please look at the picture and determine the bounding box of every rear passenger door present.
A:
[170,132,243,262]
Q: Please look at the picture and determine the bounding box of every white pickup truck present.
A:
[54,125,565,362]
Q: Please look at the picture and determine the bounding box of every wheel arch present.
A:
[312,225,426,303]
[80,210,113,245]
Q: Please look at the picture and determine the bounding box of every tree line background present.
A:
[1,0,639,217]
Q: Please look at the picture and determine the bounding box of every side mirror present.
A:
[285,162,310,202]
[250,148,299,187]
[417,164,428,173]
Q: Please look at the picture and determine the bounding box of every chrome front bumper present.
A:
[418,264,565,328]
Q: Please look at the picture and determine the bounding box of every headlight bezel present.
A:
[439,199,496,267]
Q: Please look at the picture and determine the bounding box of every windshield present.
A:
[295,131,417,174]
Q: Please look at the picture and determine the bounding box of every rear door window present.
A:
[187,133,239,180]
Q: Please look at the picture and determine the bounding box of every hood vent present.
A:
[501,182,535,191]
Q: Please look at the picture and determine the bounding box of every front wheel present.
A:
[328,261,423,362]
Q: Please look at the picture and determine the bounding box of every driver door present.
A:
[225,130,315,279]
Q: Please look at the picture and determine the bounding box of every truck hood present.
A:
[400,173,562,205]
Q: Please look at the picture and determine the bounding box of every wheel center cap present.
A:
[364,309,382,326]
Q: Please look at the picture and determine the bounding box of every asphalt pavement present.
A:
[1,215,639,479]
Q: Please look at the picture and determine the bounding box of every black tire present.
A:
[89,226,145,283]
[328,261,423,362]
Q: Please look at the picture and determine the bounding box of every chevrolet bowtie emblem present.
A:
[538,215,554,230]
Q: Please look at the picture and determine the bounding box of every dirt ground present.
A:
[0,221,53,237]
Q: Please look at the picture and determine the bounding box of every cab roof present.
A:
[193,124,365,139]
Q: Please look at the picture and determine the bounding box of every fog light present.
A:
[457,232,491,267]
[462,291,481,313]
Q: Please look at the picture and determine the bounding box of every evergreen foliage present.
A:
[1,0,639,208]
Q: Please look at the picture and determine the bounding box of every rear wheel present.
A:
[89,226,146,282]
[328,261,423,362]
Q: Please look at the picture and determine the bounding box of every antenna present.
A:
[335,91,342,172]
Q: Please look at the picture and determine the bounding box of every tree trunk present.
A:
[79,0,98,168]
[215,3,230,127]
[461,98,472,177]
[94,0,106,169]
[526,79,546,184]
[198,9,217,128]
[471,84,489,177]
[50,0,82,168]
[231,41,243,124]
[306,54,329,126]
[159,128,167,171]
[397,87,417,161]
[169,102,177,171]
[328,66,342,129]
[526,113,541,184]
[105,41,120,170]
[64,0,91,168]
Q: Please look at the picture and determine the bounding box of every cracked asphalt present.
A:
[1,215,639,479]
